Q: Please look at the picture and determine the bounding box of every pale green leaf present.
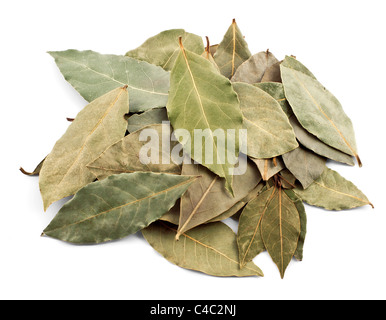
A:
[166,40,243,194]
[261,186,301,278]
[282,146,326,189]
[49,50,169,112]
[39,86,129,210]
[43,172,196,244]
[281,56,360,165]
[214,19,251,79]
[294,167,373,210]
[87,124,181,180]
[233,82,298,158]
[142,221,263,277]
[125,29,204,71]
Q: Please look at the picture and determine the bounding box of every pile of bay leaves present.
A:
[22,20,373,278]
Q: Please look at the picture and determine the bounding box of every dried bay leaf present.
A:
[87,124,181,180]
[261,60,282,83]
[250,157,285,181]
[49,50,169,112]
[294,167,373,210]
[237,187,276,267]
[284,189,307,261]
[43,172,196,244]
[231,50,279,84]
[142,221,263,277]
[261,185,301,278]
[282,146,326,189]
[39,86,129,210]
[214,19,251,79]
[233,82,298,158]
[289,116,355,166]
[177,158,261,238]
[125,29,204,71]
[167,39,243,194]
[208,183,264,223]
[281,56,361,165]
[253,82,293,118]
[126,107,168,133]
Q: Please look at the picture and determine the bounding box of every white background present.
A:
[1,0,385,300]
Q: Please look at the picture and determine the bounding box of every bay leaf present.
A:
[289,115,355,166]
[20,156,46,176]
[177,158,261,238]
[253,82,293,118]
[125,29,204,71]
[261,60,282,83]
[282,146,326,189]
[208,182,264,223]
[261,185,301,278]
[126,107,168,133]
[231,50,279,84]
[214,19,251,79]
[87,124,181,181]
[233,82,298,158]
[280,56,361,165]
[49,50,169,112]
[167,39,243,194]
[237,187,276,267]
[43,172,196,244]
[142,221,263,277]
[250,157,285,181]
[39,86,129,210]
[160,200,181,225]
[294,167,373,210]
[284,189,307,261]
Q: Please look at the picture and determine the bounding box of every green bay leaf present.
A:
[49,50,170,112]
[43,172,196,244]
[261,186,301,278]
[125,29,204,71]
[39,86,129,210]
[284,189,307,261]
[214,19,251,79]
[233,82,298,158]
[294,167,373,210]
[237,186,276,267]
[282,146,326,189]
[289,116,355,166]
[281,56,360,165]
[253,82,293,118]
[142,221,263,277]
[166,40,243,194]
[87,124,181,180]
